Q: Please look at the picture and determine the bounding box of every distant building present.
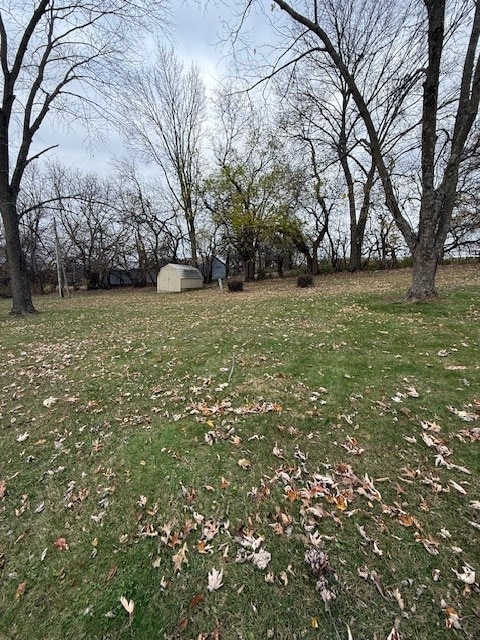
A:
[197,257,226,282]
[107,268,157,287]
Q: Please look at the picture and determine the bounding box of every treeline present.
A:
[1,2,479,308]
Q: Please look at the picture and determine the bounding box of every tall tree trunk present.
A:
[244,254,256,281]
[0,195,37,315]
[350,163,375,271]
[311,238,321,274]
[187,217,198,267]
[407,245,438,300]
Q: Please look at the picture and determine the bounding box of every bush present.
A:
[296,274,314,288]
[227,280,244,292]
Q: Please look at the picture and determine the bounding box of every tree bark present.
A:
[406,246,438,301]
[0,194,37,314]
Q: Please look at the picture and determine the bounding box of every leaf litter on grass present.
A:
[0,266,479,639]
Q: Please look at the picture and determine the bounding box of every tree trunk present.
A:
[1,197,37,315]
[277,255,284,278]
[187,219,198,267]
[311,251,320,275]
[349,232,363,272]
[244,255,256,281]
[406,247,438,301]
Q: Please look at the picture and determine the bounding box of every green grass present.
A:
[0,264,479,640]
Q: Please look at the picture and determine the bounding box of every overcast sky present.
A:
[35,1,276,176]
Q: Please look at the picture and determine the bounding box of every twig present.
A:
[227,353,236,384]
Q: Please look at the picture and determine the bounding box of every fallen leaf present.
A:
[449,480,467,495]
[120,595,134,618]
[106,565,117,581]
[189,594,204,608]
[15,582,27,599]
[442,604,461,629]
[452,564,475,585]
[207,567,224,591]
[279,571,289,586]
[357,565,369,579]
[237,458,251,470]
[177,617,188,632]
[398,514,415,527]
[251,549,271,570]
[0,480,6,498]
[172,542,188,572]
[372,540,383,556]
[386,626,401,640]
[54,537,69,551]
[272,443,284,459]
[415,533,440,555]
[43,396,58,408]
[393,587,404,611]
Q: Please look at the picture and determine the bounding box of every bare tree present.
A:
[264,0,480,299]
[115,159,183,277]
[274,0,419,272]
[0,1,168,314]
[119,46,206,267]
[54,170,125,289]
[17,164,56,293]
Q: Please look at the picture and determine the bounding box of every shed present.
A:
[157,263,204,293]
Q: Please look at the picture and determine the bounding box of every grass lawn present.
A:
[0,264,479,640]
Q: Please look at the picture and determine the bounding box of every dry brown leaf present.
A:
[43,396,58,408]
[372,540,383,556]
[452,564,475,585]
[15,582,27,599]
[54,537,69,551]
[442,604,461,629]
[386,626,401,640]
[0,479,6,498]
[272,443,284,459]
[106,565,117,581]
[398,514,415,527]
[237,458,251,470]
[449,479,467,495]
[251,549,271,570]
[189,594,204,609]
[393,587,405,611]
[172,542,188,572]
[176,617,188,633]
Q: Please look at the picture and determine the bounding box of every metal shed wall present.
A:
[157,264,203,292]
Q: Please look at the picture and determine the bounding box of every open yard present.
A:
[0,264,479,640]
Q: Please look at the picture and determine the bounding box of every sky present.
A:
[34,1,277,176]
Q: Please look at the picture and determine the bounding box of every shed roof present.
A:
[160,263,203,278]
